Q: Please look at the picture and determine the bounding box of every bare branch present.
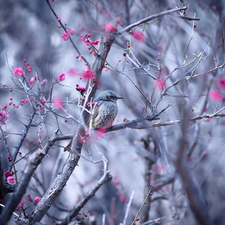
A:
[117,6,187,34]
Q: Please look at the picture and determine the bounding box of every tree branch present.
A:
[117,6,187,34]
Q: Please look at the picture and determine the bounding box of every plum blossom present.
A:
[94,128,106,139]
[53,97,63,109]
[67,69,78,76]
[105,23,116,32]
[156,78,165,90]
[0,111,9,124]
[209,90,224,102]
[131,30,145,42]
[67,29,75,35]
[217,77,225,89]
[7,176,15,184]
[4,171,12,178]
[13,67,24,76]
[62,32,69,41]
[34,197,40,203]
[58,73,65,81]
[82,68,94,80]
[76,86,86,92]
[19,200,24,207]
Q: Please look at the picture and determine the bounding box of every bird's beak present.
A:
[116,96,124,99]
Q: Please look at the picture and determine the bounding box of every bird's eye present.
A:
[106,96,111,101]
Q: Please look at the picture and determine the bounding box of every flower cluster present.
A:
[0,110,8,124]
[23,59,32,72]
[80,34,100,46]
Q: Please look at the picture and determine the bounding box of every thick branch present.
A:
[31,126,85,223]
[177,111,211,225]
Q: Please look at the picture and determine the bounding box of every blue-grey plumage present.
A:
[88,90,123,129]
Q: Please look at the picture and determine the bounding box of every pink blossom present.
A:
[67,69,78,76]
[212,5,217,10]
[2,104,7,110]
[103,67,109,71]
[78,55,83,61]
[53,97,63,109]
[62,32,69,41]
[4,171,12,178]
[155,163,164,173]
[94,128,106,139]
[103,11,109,17]
[24,99,30,104]
[217,77,225,89]
[7,176,15,184]
[58,73,65,81]
[132,30,145,42]
[209,90,224,102]
[34,197,40,203]
[13,67,24,76]
[87,102,98,108]
[57,18,61,21]
[76,86,86,91]
[19,200,24,207]
[29,77,35,84]
[0,111,9,124]
[67,29,75,35]
[156,78,165,90]
[94,40,100,45]
[82,68,94,80]
[105,23,116,32]
[188,157,193,162]
[27,66,32,72]
[41,79,48,86]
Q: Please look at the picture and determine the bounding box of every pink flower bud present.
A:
[29,77,35,84]
[41,79,48,86]
[34,197,40,203]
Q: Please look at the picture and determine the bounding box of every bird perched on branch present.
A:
[86,90,123,129]
[64,90,123,152]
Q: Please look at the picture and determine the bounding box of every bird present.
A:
[86,90,123,129]
[64,90,123,152]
